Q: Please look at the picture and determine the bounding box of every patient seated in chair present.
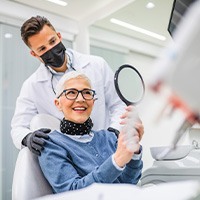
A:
[38,71,144,193]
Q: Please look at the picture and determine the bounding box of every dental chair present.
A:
[12,114,60,200]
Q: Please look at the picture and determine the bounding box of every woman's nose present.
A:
[75,92,85,102]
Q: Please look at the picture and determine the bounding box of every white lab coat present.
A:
[11,49,126,149]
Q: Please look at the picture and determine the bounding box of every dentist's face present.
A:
[28,25,67,72]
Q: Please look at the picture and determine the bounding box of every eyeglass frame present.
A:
[57,88,96,100]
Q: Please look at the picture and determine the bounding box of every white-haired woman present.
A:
[38,71,144,194]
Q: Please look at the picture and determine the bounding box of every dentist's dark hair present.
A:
[21,15,56,47]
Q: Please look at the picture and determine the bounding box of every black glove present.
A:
[107,127,120,138]
[22,128,51,156]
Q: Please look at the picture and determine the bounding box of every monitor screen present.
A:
[168,0,197,36]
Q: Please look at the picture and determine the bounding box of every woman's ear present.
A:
[54,99,62,111]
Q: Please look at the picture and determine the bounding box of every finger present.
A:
[32,137,45,146]
[35,131,50,139]
[126,136,139,144]
[120,106,134,118]
[121,111,139,122]
[38,128,51,133]
[119,118,128,125]
[120,115,138,125]
[126,143,140,152]
[124,129,138,137]
[120,111,133,119]
[124,120,143,133]
[125,135,140,145]
[134,123,144,140]
[30,147,41,156]
[134,120,143,128]
[125,105,134,112]
[134,129,143,141]
[120,112,128,120]
[31,142,44,152]
[124,134,139,143]
[126,142,140,153]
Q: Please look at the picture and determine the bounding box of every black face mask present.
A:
[40,42,66,68]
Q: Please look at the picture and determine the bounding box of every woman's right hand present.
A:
[113,130,140,168]
[114,106,142,168]
[120,106,144,142]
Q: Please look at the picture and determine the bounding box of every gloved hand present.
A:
[22,128,51,156]
[107,127,120,137]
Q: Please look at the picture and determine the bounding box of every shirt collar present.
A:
[64,131,94,143]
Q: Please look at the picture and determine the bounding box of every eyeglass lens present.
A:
[64,89,95,100]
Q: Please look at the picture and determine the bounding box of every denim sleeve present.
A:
[121,159,143,184]
[118,146,143,184]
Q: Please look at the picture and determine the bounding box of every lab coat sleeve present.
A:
[102,59,126,131]
[11,78,37,149]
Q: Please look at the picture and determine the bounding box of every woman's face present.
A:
[55,77,95,124]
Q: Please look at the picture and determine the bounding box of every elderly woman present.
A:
[38,71,143,194]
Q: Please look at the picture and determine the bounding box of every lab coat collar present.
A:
[35,63,51,82]
[67,48,90,70]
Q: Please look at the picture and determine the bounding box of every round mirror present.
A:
[114,64,145,106]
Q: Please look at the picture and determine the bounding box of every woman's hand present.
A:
[114,132,136,168]
[120,106,144,141]
[114,106,144,168]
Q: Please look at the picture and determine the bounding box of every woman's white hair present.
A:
[55,71,92,98]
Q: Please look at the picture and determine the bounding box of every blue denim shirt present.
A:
[38,130,143,193]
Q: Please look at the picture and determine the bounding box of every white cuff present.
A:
[132,145,143,160]
[111,154,125,171]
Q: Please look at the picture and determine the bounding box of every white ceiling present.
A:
[9,0,174,47]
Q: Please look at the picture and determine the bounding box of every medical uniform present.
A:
[11,49,126,149]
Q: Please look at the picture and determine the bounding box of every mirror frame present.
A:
[114,64,145,106]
